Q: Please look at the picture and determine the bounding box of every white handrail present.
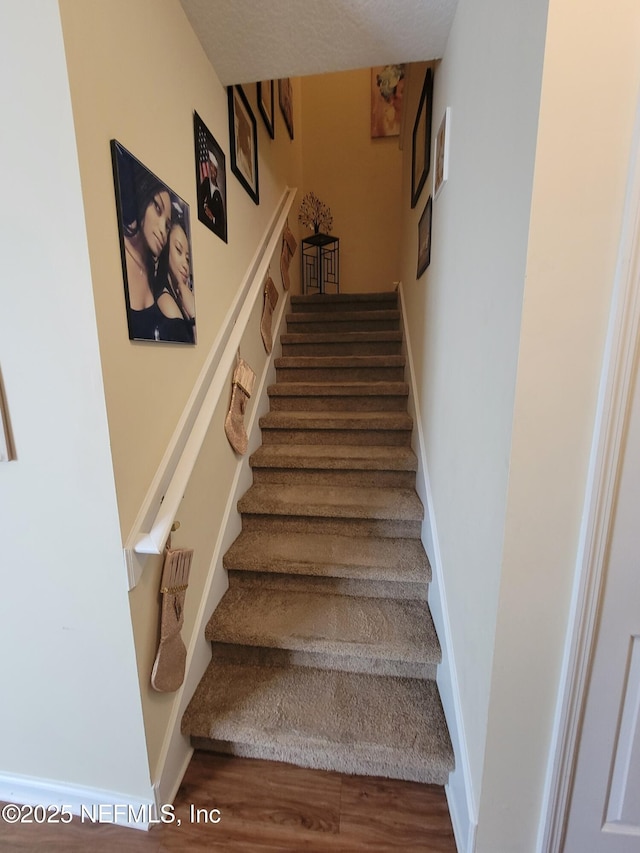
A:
[124,186,297,585]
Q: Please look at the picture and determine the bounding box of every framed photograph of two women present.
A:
[111,141,196,344]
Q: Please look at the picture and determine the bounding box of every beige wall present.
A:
[301,69,403,293]
[476,1,640,849]
[59,0,303,779]
[59,0,302,540]
[399,0,550,812]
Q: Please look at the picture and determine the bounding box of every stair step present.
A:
[286,310,400,334]
[227,570,427,602]
[237,483,424,522]
[242,514,423,539]
[183,662,454,784]
[205,587,440,679]
[268,380,408,411]
[250,443,417,470]
[275,355,405,384]
[249,444,416,486]
[281,330,402,357]
[290,292,398,313]
[259,411,412,447]
[223,530,430,584]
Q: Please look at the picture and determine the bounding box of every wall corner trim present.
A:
[397,281,478,852]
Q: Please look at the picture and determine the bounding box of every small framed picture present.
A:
[194,112,227,242]
[434,107,451,199]
[111,141,196,344]
[228,85,259,204]
[279,78,294,140]
[257,80,275,139]
[411,68,434,209]
[370,64,405,138]
[417,196,432,278]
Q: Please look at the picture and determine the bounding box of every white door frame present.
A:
[538,94,640,852]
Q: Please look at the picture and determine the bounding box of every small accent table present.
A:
[301,233,340,295]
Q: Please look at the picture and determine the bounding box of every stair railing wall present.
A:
[152,281,292,811]
[397,282,478,852]
[121,185,297,808]
[124,186,298,589]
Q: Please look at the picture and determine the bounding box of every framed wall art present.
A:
[257,80,275,139]
[434,107,451,199]
[228,85,259,204]
[111,140,196,344]
[279,78,294,140]
[411,68,434,209]
[194,111,227,242]
[371,64,405,138]
[417,196,432,278]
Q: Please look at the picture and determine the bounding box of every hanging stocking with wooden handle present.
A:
[224,357,256,455]
[280,220,297,291]
[151,547,193,693]
[260,275,279,353]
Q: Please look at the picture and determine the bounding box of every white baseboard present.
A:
[397,282,478,852]
[0,771,156,831]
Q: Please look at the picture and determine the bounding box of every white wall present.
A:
[476,2,640,849]
[0,2,151,802]
[399,0,549,816]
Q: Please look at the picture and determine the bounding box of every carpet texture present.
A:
[182,291,454,785]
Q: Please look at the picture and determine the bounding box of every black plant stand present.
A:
[301,233,339,295]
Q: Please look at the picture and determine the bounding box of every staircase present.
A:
[182,291,454,785]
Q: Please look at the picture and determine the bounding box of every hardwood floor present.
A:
[0,751,457,851]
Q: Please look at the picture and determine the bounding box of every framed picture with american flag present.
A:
[193,111,228,242]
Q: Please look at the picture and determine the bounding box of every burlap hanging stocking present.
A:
[280,220,298,291]
[260,276,279,353]
[224,357,256,454]
[151,547,193,693]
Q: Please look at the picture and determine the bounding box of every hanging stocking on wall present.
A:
[280,219,298,291]
[224,356,256,455]
[151,546,193,692]
[260,275,279,353]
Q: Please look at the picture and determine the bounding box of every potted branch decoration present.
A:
[298,191,333,235]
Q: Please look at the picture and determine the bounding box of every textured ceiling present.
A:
[180,0,458,85]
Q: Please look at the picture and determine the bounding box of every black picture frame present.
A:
[278,78,294,140]
[411,68,434,209]
[417,196,432,278]
[110,140,196,344]
[228,85,259,205]
[257,80,275,139]
[193,111,227,242]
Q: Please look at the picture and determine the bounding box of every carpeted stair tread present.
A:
[238,483,424,521]
[259,410,413,430]
[223,530,430,583]
[205,586,440,667]
[249,444,417,471]
[281,330,403,345]
[275,354,405,369]
[286,309,400,325]
[268,380,408,397]
[182,661,454,784]
[291,292,398,310]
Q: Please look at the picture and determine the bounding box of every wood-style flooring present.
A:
[0,751,456,852]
